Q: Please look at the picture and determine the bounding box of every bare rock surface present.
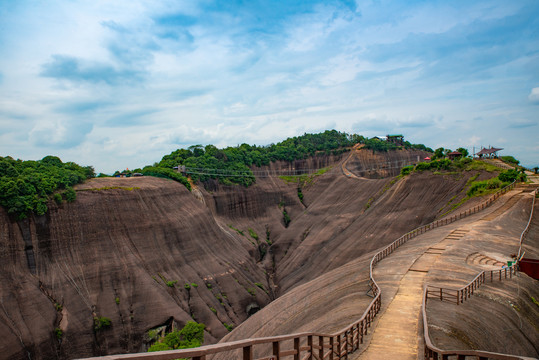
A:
[0,149,510,359]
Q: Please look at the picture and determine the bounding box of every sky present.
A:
[0,0,538,174]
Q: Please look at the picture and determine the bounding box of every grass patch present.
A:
[248,228,259,241]
[279,167,330,186]
[282,209,291,227]
[228,225,244,236]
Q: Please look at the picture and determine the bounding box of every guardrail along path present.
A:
[356,188,528,360]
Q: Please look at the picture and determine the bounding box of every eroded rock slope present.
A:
[1,148,496,359]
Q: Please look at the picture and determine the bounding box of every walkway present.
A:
[354,189,525,360]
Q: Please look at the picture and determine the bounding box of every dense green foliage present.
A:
[0,156,95,219]
[363,138,433,153]
[415,159,452,171]
[148,321,205,353]
[156,131,432,187]
[500,156,519,166]
[94,316,112,331]
[156,130,359,187]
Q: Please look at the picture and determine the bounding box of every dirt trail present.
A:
[341,144,364,179]
[354,189,528,359]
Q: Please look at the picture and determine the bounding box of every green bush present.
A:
[94,316,112,331]
[248,228,259,241]
[166,280,177,288]
[148,321,205,352]
[400,166,414,176]
[500,156,519,165]
[283,209,291,227]
[64,187,76,202]
[498,169,520,183]
[467,178,507,197]
[297,187,304,202]
[54,327,63,339]
[53,193,63,205]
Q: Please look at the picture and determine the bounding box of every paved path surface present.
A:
[353,189,527,360]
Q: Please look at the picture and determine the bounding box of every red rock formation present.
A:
[0,149,494,359]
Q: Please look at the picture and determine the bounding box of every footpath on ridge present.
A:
[353,187,534,360]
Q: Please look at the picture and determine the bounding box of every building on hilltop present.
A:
[475,147,503,159]
[447,151,463,160]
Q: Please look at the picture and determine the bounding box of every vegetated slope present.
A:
[0,147,498,360]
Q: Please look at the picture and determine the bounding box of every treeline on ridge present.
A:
[1,130,432,219]
[121,130,432,187]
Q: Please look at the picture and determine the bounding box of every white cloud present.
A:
[1,0,538,171]
[528,87,539,104]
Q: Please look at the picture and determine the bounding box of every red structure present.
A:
[447,151,462,160]
[519,258,539,280]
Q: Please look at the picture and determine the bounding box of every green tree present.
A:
[148,321,205,352]
[456,147,469,158]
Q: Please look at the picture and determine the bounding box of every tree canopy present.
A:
[0,156,95,219]
[148,321,205,352]
[151,131,432,187]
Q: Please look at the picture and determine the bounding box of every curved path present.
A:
[353,188,531,359]
[342,144,364,179]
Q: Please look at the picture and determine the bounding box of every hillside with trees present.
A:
[119,130,432,187]
[0,156,94,219]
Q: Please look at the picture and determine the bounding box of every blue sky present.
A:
[0,0,538,173]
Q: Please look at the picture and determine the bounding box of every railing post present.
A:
[273,341,280,360]
[319,336,324,360]
[344,331,349,359]
[243,345,253,360]
[308,335,313,360]
[360,321,364,343]
[440,288,443,301]
[329,337,334,360]
[294,337,300,360]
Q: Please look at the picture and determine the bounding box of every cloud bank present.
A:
[1,0,538,172]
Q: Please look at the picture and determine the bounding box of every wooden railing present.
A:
[422,187,537,360]
[80,182,517,360]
